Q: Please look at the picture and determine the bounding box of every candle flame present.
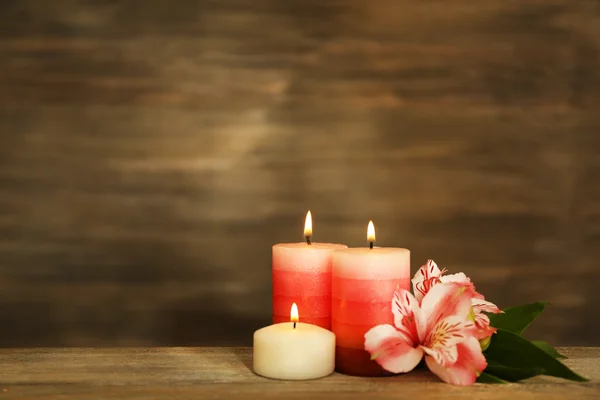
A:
[367,220,376,243]
[290,302,299,323]
[304,211,312,237]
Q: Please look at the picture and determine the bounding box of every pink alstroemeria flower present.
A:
[412,260,500,341]
[364,283,487,385]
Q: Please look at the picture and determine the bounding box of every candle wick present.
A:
[293,322,297,329]
[369,241,374,249]
[306,236,311,245]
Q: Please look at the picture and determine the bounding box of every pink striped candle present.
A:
[331,221,410,376]
[272,211,347,330]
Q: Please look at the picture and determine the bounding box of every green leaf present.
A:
[485,360,545,382]
[531,340,567,359]
[485,329,588,382]
[488,302,548,335]
[477,372,508,384]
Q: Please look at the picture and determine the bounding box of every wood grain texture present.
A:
[0,0,600,346]
[0,347,598,399]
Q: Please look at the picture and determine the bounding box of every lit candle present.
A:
[272,211,347,329]
[253,303,336,380]
[331,221,410,376]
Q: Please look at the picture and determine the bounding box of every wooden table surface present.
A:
[0,347,598,399]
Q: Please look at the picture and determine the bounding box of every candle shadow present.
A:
[231,347,254,372]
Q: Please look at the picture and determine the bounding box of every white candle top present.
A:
[274,242,347,250]
[332,247,410,280]
[273,242,348,272]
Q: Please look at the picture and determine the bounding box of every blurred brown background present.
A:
[0,0,599,347]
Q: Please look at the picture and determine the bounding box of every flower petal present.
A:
[470,298,500,339]
[440,272,470,285]
[472,297,500,314]
[425,336,487,386]
[422,345,458,366]
[364,324,424,374]
[426,315,475,350]
[420,282,474,332]
[420,315,475,367]
[392,288,425,344]
[440,272,477,294]
[411,260,443,302]
[473,311,497,340]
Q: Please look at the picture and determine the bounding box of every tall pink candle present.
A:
[272,211,347,330]
[332,221,410,376]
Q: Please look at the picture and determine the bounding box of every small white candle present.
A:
[253,303,336,380]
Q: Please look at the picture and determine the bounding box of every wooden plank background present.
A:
[0,0,599,347]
